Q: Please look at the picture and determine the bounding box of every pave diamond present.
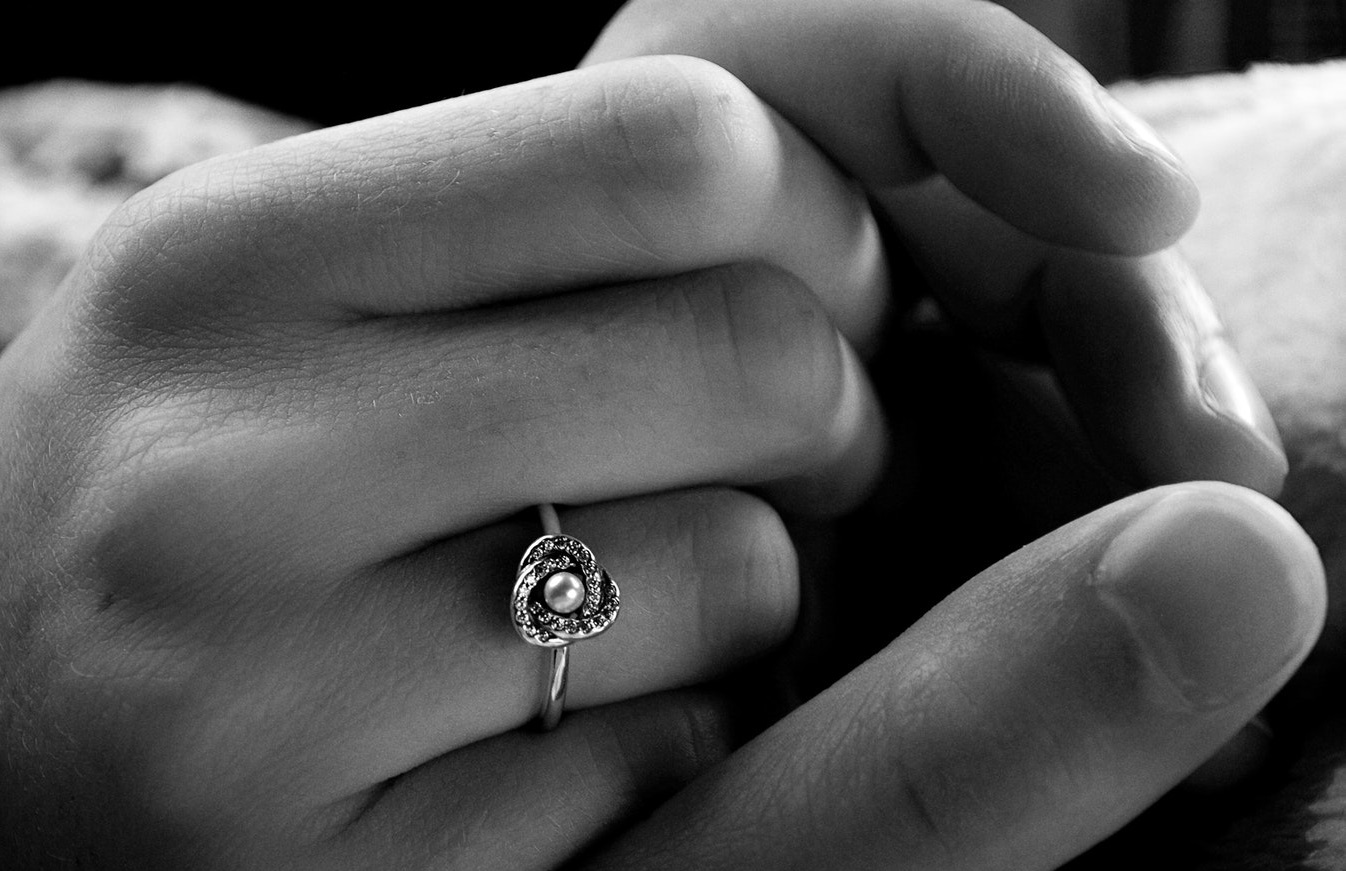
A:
[512,533,621,647]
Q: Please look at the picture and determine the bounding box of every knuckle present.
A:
[662,695,735,783]
[582,55,776,220]
[83,169,228,309]
[680,489,799,652]
[684,265,849,455]
[846,653,982,862]
[75,155,306,342]
[860,648,1087,864]
[601,694,734,806]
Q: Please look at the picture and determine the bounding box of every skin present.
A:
[0,1,1325,868]
[584,0,1286,495]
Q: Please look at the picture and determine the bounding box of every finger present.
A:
[584,0,1276,495]
[584,0,1199,254]
[1181,714,1275,793]
[878,178,1286,496]
[124,489,798,819]
[970,361,1287,792]
[1042,251,1285,495]
[96,264,887,568]
[105,54,889,349]
[580,482,1326,870]
[333,690,741,871]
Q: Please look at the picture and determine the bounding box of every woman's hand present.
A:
[578,482,1326,870]
[0,55,892,868]
[571,1,1328,867]
[586,0,1287,496]
[0,3,1317,870]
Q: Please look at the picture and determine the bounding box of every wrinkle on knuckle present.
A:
[688,492,796,654]
[77,150,335,340]
[89,165,239,296]
[645,698,733,802]
[688,267,846,454]
[75,405,297,603]
[601,699,730,810]
[858,645,1086,865]
[577,56,777,246]
[670,697,733,778]
[827,652,972,864]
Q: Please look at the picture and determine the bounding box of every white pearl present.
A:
[543,571,586,615]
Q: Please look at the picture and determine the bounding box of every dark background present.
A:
[0,6,629,126]
[1,1,1343,127]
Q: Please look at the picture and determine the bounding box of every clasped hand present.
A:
[0,1,1326,868]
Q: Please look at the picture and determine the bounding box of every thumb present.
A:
[579,482,1325,870]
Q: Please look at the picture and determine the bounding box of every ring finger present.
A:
[114,488,800,826]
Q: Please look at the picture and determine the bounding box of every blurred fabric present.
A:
[1,3,1344,124]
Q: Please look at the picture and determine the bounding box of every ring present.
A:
[512,504,621,730]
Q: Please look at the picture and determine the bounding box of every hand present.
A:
[586,0,1287,496]
[577,0,1326,866]
[0,5,1308,871]
[1072,60,1346,868]
[588,0,1309,782]
[0,55,893,868]
[577,482,1325,870]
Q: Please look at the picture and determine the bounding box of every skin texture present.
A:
[0,2,1332,869]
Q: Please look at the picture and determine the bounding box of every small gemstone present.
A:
[543,571,586,615]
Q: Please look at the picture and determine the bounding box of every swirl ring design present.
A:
[512,533,621,648]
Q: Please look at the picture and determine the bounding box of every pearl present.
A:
[543,571,586,615]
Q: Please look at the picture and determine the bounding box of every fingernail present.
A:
[1092,487,1324,711]
[1200,339,1285,455]
[1093,83,1188,174]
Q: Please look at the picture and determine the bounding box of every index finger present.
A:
[584,0,1200,255]
[100,56,889,348]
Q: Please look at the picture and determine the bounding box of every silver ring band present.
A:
[512,503,621,731]
[539,502,562,538]
[539,645,569,731]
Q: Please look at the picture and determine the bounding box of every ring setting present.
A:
[512,504,620,729]
[512,526,621,647]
